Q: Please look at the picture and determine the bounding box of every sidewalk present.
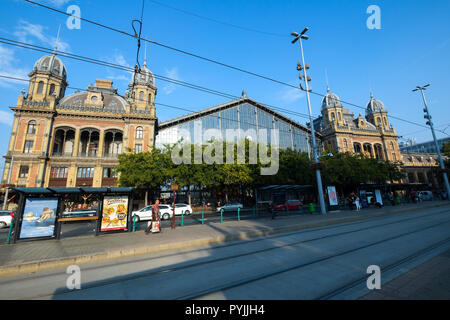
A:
[360,248,450,300]
[0,201,449,277]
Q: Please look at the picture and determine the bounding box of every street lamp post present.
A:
[170,183,178,229]
[413,84,450,199]
[291,28,327,214]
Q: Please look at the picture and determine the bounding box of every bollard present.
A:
[132,215,138,232]
[309,203,316,214]
[201,208,204,225]
[238,208,240,221]
[181,210,184,227]
[6,220,14,244]
[220,209,224,223]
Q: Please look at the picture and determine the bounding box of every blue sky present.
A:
[0,0,449,171]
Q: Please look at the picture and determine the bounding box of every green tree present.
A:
[116,148,172,205]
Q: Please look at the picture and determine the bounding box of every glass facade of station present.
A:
[155,101,313,155]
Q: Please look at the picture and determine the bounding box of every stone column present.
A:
[73,128,81,157]
[98,130,105,158]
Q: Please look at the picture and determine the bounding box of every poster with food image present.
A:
[327,186,338,206]
[101,196,129,231]
[19,198,58,239]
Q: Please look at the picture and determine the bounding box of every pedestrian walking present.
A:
[355,196,361,212]
[145,200,161,234]
[269,200,276,220]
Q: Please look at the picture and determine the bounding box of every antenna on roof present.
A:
[325,68,330,93]
[144,38,147,67]
[53,24,61,55]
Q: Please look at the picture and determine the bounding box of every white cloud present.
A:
[104,52,133,83]
[0,45,29,88]
[163,67,180,95]
[279,87,305,103]
[14,19,70,52]
[0,110,14,127]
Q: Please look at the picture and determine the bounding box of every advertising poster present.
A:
[101,196,129,232]
[19,198,58,239]
[327,186,339,206]
[375,189,383,205]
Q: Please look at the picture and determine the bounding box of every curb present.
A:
[0,202,449,277]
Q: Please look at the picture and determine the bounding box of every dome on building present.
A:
[366,93,385,114]
[33,54,67,79]
[58,91,128,113]
[321,89,342,109]
[131,62,155,87]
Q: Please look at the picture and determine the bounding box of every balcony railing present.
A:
[52,152,73,157]
[78,152,98,158]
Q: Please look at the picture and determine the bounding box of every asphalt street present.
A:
[0,205,449,300]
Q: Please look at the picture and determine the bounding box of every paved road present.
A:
[0,205,449,300]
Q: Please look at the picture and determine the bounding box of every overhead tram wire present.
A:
[146,0,288,38]
[0,37,315,121]
[24,0,448,133]
[0,74,313,140]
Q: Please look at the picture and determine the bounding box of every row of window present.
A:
[19,166,118,180]
[36,82,56,96]
[47,167,118,179]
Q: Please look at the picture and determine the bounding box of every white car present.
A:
[174,203,192,215]
[160,204,192,220]
[0,211,13,228]
[132,204,191,222]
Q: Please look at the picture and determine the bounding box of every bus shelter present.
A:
[10,187,134,243]
[256,185,314,208]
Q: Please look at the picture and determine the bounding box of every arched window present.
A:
[37,81,44,94]
[148,93,151,104]
[384,117,388,126]
[139,91,144,102]
[343,139,348,151]
[27,120,36,134]
[338,112,342,121]
[136,126,143,139]
[330,112,335,122]
[49,83,55,96]
[376,118,381,127]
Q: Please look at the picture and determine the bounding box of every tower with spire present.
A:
[127,41,157,116]
[27,25,68,103]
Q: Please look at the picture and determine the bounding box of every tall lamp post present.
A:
[170,183,178,229]
[413,84,450,199]
[291,27,327,214]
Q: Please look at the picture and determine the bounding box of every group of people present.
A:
[347,192,362,211]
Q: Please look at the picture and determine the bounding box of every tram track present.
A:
[317,236,450,300]
[175,219,450,300]
[17,207,450,300]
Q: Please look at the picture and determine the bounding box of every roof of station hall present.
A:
[158,95,320,136]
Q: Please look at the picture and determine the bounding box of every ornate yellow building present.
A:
[313,89,401,162]
[2,52,157,188]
